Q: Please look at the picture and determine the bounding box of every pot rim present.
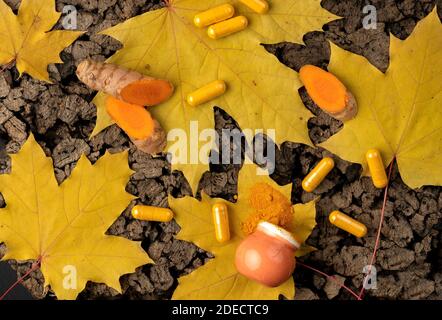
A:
[257,221,301,249]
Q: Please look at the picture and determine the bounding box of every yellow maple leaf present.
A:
[0,135,151,300]
[91,0,337,191]
[168,164,317,300]
[0,0,83,82]
[320,9,442,189]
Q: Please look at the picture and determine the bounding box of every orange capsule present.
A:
[302,157,335,192]
[212,202,230,243]
[131,205,174,222]
[329,211,367,238]
[187,80,226,107]
[207,16,248,39]
[366,149,388,188]
[193,4,235,28]
[239,0,269,14]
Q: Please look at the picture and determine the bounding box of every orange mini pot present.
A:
[235,221,300,287]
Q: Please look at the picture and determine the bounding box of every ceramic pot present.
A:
[235,221,300,287]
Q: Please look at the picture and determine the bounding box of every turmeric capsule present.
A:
[207,16,248,39]
[131,205,174,222]
[329,210,367,238]
[187,80,226,107]
[193,4,235,28]
[366,149,388,188]
[239,0,269,14]
[212,202,230,243]
[302,157,335,192]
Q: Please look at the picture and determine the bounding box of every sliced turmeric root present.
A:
[120,78,174,106]
[106,96,166,154]
[77,59,174,107]
[299,65,358,121]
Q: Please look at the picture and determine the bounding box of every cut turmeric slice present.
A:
[77,59,174,107]
[106,96,166,154]
[299,65,358,121]
[120,78,174,106]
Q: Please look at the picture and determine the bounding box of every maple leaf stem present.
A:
[0,258,41,301]
[357,158,396,299]
[297,261,361,300]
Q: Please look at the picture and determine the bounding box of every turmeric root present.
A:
[299,65,358,121]
[241,183,293,235]
[76,59,174,106]
[106,96,166,154]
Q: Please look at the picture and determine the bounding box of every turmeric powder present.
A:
[76,59,174,106]
[106,96,166,154]
[241,183,293,235]
[299,65,358,121]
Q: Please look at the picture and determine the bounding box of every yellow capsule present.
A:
[239,0,269,14]
[193,4,235,28]
[187,80,226,107]
[207,16,248,40]
[131,205,174,222]
[302,157,335,192]
[329,211,367,238]
[366,149,388,188]
[212,202,230,243]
